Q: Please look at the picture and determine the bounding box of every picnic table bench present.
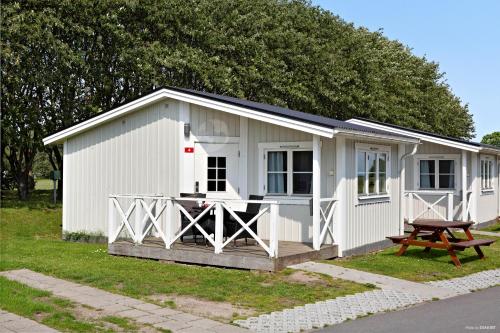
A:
[387,219,496,268]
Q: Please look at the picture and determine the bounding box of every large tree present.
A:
[1,0,475,199]
[481,132,500,147]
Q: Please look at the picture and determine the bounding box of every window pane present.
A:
[208,157,216,168]
[217,157,226,168]
[207,180,216,191]
[268,173,287,194]
[420,160,435,174]
[367,153,376,173]
[368,173,376,194]
[378,154,387,173]
[357,174,366,194]
[217,169,226,180]
[439,175,454,189]
[379,173,387,193]
[207,169,216,180]
[217,181,226,192]
[293,173,312,194]
[268,151,287,172]
[420,175,435,189]
[357,152,366,173]
[439,160,454,174]
[293,151,312,172]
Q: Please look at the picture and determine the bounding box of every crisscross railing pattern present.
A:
[108,195,280,257]
[318,198,337,245]
[405,190,454,223]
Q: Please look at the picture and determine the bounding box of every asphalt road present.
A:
[316,286,500,333]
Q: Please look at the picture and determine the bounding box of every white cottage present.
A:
[43,87,497,270]
[348,119,500,228]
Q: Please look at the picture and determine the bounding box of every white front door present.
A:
[194,143,240,200]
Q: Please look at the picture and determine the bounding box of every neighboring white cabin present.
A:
[44,88,419,256]
[349,119,500,227]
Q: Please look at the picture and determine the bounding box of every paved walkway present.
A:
[470,229,499,237]
[0,269,247,333]
[0,309,59,333]
[290,262,458,299]
[236,263,500,333]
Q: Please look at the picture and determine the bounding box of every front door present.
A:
[194,143,239,200]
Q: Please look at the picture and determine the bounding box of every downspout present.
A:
[399,143,419,234]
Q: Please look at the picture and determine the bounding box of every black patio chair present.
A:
[224,195,264,245]
[179,192,206,243]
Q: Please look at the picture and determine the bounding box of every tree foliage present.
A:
[1,0,475,198]
[481,132,500,147]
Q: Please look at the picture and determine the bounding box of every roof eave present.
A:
[347,119,480,152]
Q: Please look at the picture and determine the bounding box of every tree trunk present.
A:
[16,170,30,200]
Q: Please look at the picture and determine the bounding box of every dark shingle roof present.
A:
[352,117,500,153]
[167,86,416,140]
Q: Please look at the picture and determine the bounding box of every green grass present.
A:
[323,236,500,282]
[0,190,371,316]
[480,221,500,233]
[0,277,109,332]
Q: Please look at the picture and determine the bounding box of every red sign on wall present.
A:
[184,147,194,153]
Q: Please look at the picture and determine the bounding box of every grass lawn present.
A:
[480,221,500,233]
[0,190,372,318]
[323,235,500,282]
[0,276,146,332]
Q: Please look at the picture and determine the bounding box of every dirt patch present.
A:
[284,270,329,286]
[148,294,256,322]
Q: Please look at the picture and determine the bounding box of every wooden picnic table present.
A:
[387,219,496,268]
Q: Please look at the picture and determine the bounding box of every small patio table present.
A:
[387,219,496,268]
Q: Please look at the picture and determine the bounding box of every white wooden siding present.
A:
[405,142,464,221]
[190,104,240,137]
[64,100,180,235]
[476,155,498,222]
[344,139,400,251]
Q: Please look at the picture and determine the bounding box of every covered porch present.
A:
[107,193,338,271]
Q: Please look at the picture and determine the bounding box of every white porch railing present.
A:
[108,195,280,257]
[318,198,337,246]
[405,190,454,223]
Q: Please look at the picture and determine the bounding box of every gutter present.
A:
[399,143,419,234]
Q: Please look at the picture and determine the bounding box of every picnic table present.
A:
[387,219,496,267]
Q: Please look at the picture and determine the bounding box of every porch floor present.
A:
[108,237,338,271]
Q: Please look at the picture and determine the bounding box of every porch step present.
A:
[451,239,496,250]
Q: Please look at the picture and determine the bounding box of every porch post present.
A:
[334,135,346,257]
[135,198,143,244]
[214,202,223,254]
[108,197,116,244]
[462,151,468,221]
[165,198,174,249]
[398,143,406,234]
[312,134,321,251]
[470,153,479,223]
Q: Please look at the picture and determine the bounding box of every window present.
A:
[265,149,312,196]
[207,157,226,192]
[267,151,287,194]
[417,158,456,190]
[357,148,389,196]
[481,158,494,190]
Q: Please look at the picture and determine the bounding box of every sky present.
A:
[312,0,500,141]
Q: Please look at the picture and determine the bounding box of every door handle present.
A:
[195,181,199,193]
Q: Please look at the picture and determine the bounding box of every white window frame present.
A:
[480,155,495,193]
[414,154,460,194]
[355,143,391,200]
[258,141,314,198]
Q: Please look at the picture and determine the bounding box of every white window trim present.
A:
[413,154,461,195]
[258,141,314,198]
[355,143,392,201]
[480,155,495,193]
